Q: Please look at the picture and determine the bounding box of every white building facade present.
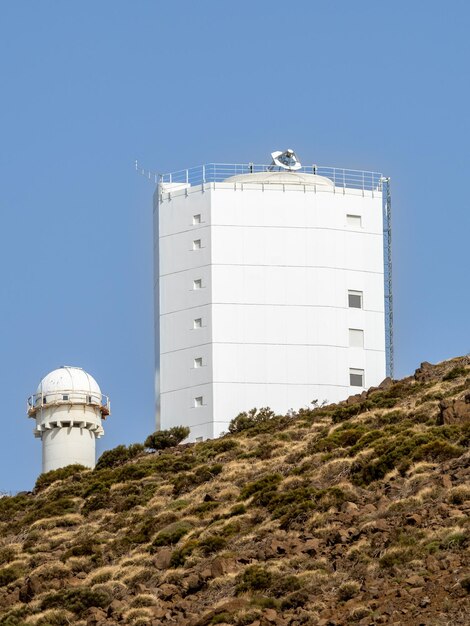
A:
[154,161,389,441]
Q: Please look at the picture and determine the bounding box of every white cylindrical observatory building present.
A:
[154,152,392,442]
[27,366,110,473]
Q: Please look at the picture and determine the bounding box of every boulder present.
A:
[414,361,434,382]
[85,607,107,625]
[438,395,470,425]
[158,583,179,600]
[154,547,173,570]
[341,501,359,516]
[211,557,236,578]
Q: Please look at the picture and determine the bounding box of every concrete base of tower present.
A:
[41,427,96,473]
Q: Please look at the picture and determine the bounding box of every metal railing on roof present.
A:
[27,390,111,417]
[159,163,383,192]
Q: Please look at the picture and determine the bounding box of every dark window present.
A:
[348,290,363,309]
[349,369,364,387]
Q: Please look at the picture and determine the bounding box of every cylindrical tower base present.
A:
[42,427,96,473]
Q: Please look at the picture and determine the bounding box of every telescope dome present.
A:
[36,366,101,404]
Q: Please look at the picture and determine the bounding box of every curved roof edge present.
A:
[224,171,334,187]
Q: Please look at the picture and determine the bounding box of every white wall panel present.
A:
[156,177,386,442]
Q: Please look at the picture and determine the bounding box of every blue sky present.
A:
[1,1,469,492]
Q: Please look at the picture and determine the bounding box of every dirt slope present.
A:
[0,357,469,626]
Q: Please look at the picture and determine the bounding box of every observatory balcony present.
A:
[158,163,383,192]
[27,390,111,418]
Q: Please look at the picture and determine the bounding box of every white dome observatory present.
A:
[27,366,110,473]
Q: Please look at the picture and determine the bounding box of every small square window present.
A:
[194,357,203,368]
[349,368,365,387]
[347,214,362,227]
[192,239,201,250]
[349,328,364,348]
[193,318,202,329]
[348,290,363,309]
[193,214,201,225]
[194,396,203,407]
[193,279,202,290]
[62,394,69,401]
[195,436,203,442]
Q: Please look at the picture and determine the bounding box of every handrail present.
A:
[159,163,383,192]
[27,389,111,413]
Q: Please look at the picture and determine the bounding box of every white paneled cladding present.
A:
[349,328,364,348]
[154,172,386,442]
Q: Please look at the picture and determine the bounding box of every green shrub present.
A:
[270,575,300,597]
[41,587,111,617]
[0,605,31,626]
[62,536,102,563]
[413,440,464,463]
[191,500,221,516]
[330,402,371,424]
[144,426,190,450]
[417,391,444,405]
[35,610,71,626]
[150,521,193,550]
[23,497,77,524]
[125,517,158,545]
[228,504,246,517]
[248,442,276,460]
[440,531,467,550]
[199,535,227,555]
[240,474,282,505]
[280,590,308,609]
[327,381,425,424]
[229,407,274,433]
[235,610,263,625]
[0,565,22,587]
[95,443,144,471]
[114,464,149,482]
[130,595,157,608]
[0,493,31,523]
[236,565,272,593]
[82,490,110,515]
[210,614,232,625]
[269,486,347,529]
[338,580,360,601]
[173,463,223,495]
[169,540,198,568]
[0,547,15,566]
[379,547,413,568]
[196,438,239,461]
[35,464,87,491]
[449,486,470,505]
[310,423,368,453]
[350,426,465,486]
[443,366,467,381]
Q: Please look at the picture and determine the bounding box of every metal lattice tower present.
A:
[382,177,394,379]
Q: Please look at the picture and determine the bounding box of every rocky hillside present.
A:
[1,358,469,626]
